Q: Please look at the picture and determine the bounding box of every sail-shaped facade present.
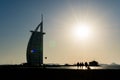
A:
[26,17,45,66]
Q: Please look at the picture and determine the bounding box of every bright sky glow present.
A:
[0,0,120,65]
[73,24,91,39]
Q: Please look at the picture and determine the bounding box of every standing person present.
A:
[81,62,84,69]
[85,62,88,69]
[79,62,82,69]
[76,62,80,69]
[84,62,91,69]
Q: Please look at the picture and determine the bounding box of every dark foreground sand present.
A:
[0,66,120,80]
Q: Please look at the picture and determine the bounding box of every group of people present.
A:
[76,62,90,70]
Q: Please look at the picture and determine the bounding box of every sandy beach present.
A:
[0,66,120,80]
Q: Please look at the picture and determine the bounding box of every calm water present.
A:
[46,65,120,70]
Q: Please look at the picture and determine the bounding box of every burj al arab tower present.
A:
[26,15,45,66]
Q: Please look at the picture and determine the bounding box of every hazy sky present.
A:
[0,0,120,65]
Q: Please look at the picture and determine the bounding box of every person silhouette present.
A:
[85,62,88,69]
[84,62,90,70]
[81,62,84,69]
[79,62,82,68]
[76,62,80,69]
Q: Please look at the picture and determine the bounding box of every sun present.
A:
[73,24,91,39]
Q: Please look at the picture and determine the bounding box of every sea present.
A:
[45,64,120,70]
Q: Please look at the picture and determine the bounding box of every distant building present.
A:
[26,15,45,66]
[89,60,99,66]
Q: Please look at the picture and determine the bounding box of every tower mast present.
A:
[40,14,43,32]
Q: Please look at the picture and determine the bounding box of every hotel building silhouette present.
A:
[26,16,45,66]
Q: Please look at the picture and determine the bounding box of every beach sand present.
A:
[0,66,120,80]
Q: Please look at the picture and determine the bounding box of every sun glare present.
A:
[73,24,91,39]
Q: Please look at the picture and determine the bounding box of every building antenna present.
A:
[40,14,43,32]
[41,14,43,22]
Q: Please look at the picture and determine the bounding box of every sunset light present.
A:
[73,24,91,39]
[1,0,120,66]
